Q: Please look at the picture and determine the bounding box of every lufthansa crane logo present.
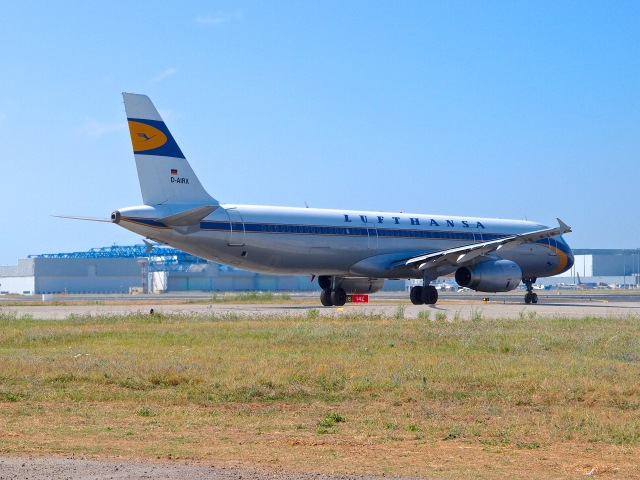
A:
[137,132,156,142]
[128,121,167,153]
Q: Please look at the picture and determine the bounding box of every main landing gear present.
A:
[409,285,438,305]
[523,278,538,304]
[320,287,347,306]
[318,276,347,307]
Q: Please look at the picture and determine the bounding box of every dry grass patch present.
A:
[1,310,639,477]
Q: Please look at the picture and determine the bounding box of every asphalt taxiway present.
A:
[2,292,639,320]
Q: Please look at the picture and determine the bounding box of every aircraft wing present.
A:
[403,218,571,271]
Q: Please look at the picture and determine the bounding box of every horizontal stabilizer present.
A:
[158,205,218,227]
[143,239,156,254]
[53,215,112,223]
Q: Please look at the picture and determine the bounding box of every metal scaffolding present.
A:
[29,244,212,294]
[29,245,207,270]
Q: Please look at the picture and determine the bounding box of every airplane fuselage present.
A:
[114,204,573,280]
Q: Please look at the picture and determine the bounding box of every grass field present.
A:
[1,308,639,478]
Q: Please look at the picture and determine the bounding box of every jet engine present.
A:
[455,260,522,292]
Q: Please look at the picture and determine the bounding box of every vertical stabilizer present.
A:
[123,93,217,206]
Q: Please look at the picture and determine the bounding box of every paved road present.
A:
[0,456,421,480]
[1,292,638,320]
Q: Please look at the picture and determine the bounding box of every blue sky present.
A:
[0,1,638,264]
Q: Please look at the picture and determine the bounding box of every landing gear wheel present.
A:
[422,285,438,305]
[523,278,538,305]
[410,286,424,305]
[331,287,347,306]
[320,288,333,306]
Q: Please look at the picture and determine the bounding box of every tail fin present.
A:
[123,93,217,206]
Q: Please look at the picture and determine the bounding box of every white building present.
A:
[0,257,142,295]
[0,245,405,295]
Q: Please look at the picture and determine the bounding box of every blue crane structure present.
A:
[29,245,208,271]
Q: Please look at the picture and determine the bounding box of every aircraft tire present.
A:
[320,288,334,306]
[524,293,532,304]
[531,293,538,304]
[410,286,424,305]
[422,285,438,305]
[331,287,347,307]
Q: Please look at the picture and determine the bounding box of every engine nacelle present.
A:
[455,260,522,293]
[339,277,385,294]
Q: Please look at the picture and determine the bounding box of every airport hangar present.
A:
[0,246,637,295]
[0,245,408,295]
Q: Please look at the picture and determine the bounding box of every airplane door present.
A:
[226,208,245,246]
[365,222,378,250]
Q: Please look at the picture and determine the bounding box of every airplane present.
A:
[110,93,574,306]
[435,281,459,292]
[576,272,598,289]
[558,273,593,290]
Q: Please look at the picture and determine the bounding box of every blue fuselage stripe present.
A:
[125,217,521,242]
